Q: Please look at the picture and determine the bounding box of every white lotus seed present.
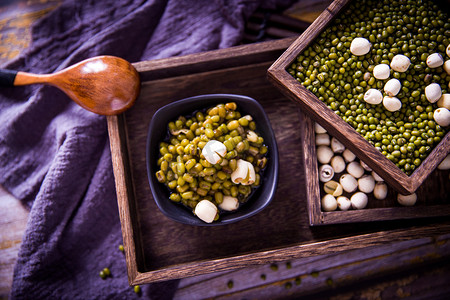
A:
[351,192,368,209]
[315,133,330,146]
[343,149,356,162]
[219,196,239,211]
[194,200,218,223]
[447,44,450,57]
[358,175,375,193]
[331,137,345,153]
[360,160,372,172]
[347,161,365,178]
[373,64,390,80]
[319,164,334,182]
[373,182,388,200]
[246,130,258,143]
[437,94,450,110]
[231,159,256,185]
[363,88,383,105]
[336,196,351,211]
[426,53,444,68]
[372,171,384,182]
[433,108,450,127]
[323,180,343,196]
[383,96,402,112]
[317,145,334,164]
[437,154,450,170]
[242,115,252,122]
[340,173,358,193]
[390,54,410,72]
[444,60,450,75]
[202,140,227,164]
[321,194,337,212]
[350,37,371,56]
[397,193,417,206]
[384,78,401,96]
[314,122,327,134]
[331,156,346,173]
[425,83,442,103]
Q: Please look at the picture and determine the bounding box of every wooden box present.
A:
[268,0,450,195]
[107,38,450,285]
[302,114,450,225]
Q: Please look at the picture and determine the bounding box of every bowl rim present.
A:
[146,93,279,226]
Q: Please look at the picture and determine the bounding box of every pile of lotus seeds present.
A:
[315,122,409,211]
[288,0,450,175]
[315,122,450,211]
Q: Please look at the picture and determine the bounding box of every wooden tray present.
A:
[107,38,450,285]
[267,0,450,195]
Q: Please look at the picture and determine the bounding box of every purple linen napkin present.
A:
[0,0,294,299]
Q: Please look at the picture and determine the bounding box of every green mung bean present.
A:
[287,0,449,175]
[156,102,269,221]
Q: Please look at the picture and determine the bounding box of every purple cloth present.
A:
[0,0,294,299]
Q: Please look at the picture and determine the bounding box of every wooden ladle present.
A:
[0,56,140,115]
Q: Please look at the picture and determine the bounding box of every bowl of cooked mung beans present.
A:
[268,0,450,195]
[146,94,279,226]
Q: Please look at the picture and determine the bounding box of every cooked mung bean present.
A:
[156,102,268,222]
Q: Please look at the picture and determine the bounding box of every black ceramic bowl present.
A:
[146,94,279,226]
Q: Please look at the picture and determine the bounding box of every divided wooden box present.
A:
[302,114,450,225]
[107,38,450,285]
[267,0,450,195]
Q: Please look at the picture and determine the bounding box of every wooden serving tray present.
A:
[268,0,450,195]
[107,38,450,285]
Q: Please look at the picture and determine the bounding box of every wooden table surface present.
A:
[1,0,449,299]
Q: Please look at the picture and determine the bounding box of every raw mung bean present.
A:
[288,0,449,175]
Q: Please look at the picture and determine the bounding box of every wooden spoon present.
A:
[0,56,140,115]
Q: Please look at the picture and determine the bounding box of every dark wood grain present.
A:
[267,0,450,195]
[0,0,62,65]
[174,235,450,299]
[107,38,450,285]
[301,113,323,225]
[107,114,142,284]
[133,37,296,81]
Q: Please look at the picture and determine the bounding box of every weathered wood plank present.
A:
[0,0,62,65]
[174,234,450,299]
[133,37,296,81]
[0,186,29,298]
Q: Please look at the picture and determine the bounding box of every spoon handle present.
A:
[0,69,18,86]
[0,69,52,86]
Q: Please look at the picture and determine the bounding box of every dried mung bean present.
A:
[288,0,449,175]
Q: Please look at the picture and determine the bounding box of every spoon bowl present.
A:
[0,56,140,115]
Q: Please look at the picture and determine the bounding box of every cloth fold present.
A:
[0,0,294,298]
